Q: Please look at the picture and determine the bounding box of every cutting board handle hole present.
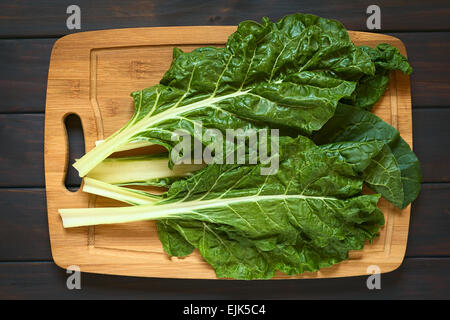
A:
[63,113,85,192]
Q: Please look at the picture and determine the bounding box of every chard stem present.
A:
[82,177,159,205]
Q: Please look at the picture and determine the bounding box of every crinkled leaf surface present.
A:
[314,103,421,208]
[363,144,404,207]
[153,136,384,279]
[157,220,195,257]
[342,43,412,110]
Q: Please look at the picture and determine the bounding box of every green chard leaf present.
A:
[342,43,412,110]
[60,136,384,279]
[363,144,404,207]
[318,140,385,173]
[314,103,422,208]
[72,13,376,177]
[157,220,195,257]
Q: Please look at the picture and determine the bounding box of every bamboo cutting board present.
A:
[45,26,412,279]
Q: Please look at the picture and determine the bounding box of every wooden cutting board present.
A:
[44,26,412,279]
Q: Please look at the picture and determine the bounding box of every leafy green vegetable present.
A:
[60,136,384,279]
[318,140,385,173]
[72,13,376,177]
[157,220,195,257]
[59,13,421,279]
[314,103,421,208]
[342,44,412,110]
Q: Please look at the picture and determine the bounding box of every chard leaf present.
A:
[319,140,385,173]
[73,13,375,177]
[157,220,195,257]
[366,43,412,74]
[61,136,384,279]
[363,145,404,208]
[314,103,421,208]
[343,68,390,110]
[156,136,385,278]
[389,136,423,207]
[342,43,412,110]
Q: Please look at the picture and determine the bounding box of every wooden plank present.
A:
[0,189,51,261]
[0,39,55,113]
[0,114,44,187]
[407,183,450,256]
[0,258,448,299]
[390,32,450,108]
[43,27,413,279]
[0,114,84,187]
[0,183,447,262]
[0,0,449,37]
[413,109,450,183]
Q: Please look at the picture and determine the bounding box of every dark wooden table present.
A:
[0,0,449,300]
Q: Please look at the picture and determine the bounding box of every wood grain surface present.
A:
[45,27,413,279]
